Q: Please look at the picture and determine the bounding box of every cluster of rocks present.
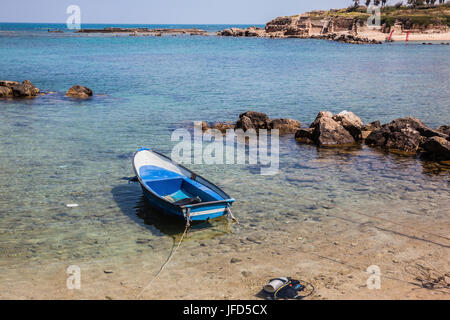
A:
[217,27,265,37]
[217,14,382,44]
[295,111,449,161]
[312,33,382,45]
[203,110,449,162]
[0,80,40,98]
[0,80,93,100]
[202,111,301,135]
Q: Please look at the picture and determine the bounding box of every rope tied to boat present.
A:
[136,222,190,299]
[227,204,239,224]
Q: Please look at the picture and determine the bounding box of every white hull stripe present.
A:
[190,208,226,216]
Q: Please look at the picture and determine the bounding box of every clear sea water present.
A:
[0,24,449,287]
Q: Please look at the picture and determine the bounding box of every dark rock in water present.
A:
[420,136,450,161]
[436,125,450,137]
[66,85,93,99]
[235,111,271,132]
[361,121,381,140]
[0,80,40,97]
[311,112,355,147]
[365,117,444,154]
[295,128,315,144]
[332,111,364,141]
[270,118,301,134]
[203,111,301,135]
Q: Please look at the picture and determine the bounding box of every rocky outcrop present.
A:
[66,85,93,99]
[295,111,362,147]
[0,80,40,98]
[217,14,382,44]
[365,117,445,154]
[202,111,300,135]
[332,111,364,141]
[420,136,450,161]
[217,27,265,37]
[311,114,356,147]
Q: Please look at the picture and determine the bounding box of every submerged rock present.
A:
[295,128,315,144]
[420,136,450,161]
[0,80,40,98]
[66,85,93,99]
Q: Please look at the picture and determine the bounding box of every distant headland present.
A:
[217,2,450,43]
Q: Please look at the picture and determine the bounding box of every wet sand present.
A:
[358,30,450,42]
[2,199,449,300]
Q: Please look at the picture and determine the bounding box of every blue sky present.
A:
[0,0,352,24]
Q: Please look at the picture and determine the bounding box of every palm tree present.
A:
[366,0,371,5]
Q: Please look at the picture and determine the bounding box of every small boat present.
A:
[132,148,235,224]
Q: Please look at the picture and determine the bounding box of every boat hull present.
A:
[141,185,229,221]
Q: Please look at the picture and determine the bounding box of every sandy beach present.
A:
[358,30,450,42]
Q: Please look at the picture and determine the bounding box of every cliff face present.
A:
[265,14,358,36]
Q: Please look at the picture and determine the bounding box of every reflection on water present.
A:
[111,183,232,242]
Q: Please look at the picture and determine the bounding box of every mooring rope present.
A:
[136,224,190,299]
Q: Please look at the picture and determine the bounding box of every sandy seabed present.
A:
[1,200,449,300]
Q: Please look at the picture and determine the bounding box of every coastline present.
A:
[1,8,450,302]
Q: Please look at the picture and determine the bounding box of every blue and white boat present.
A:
[132,148,235,224]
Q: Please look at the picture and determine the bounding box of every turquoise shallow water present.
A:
[0,24,449,273]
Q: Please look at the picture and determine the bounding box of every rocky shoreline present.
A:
[217,26,382,44]
[202,110,450,163]
[217,5,450,44]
